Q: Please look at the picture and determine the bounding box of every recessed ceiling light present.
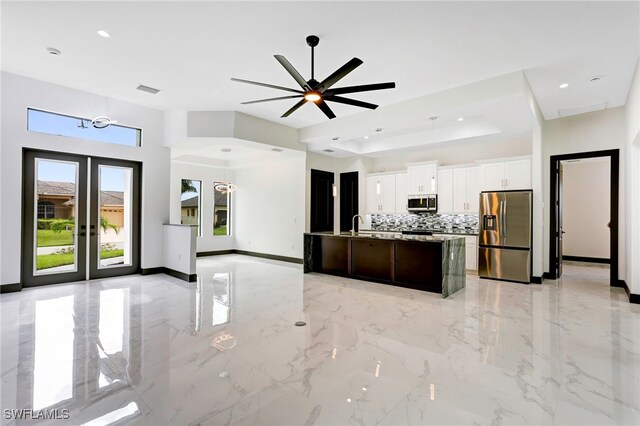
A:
[457,117,464,122]
[589,76,603,82]
[323,149,335,153]
[364,136,369,139]
[559,83,569,89]
[375,128,383,132]
[46,47,62,56]
[97,30,111,38]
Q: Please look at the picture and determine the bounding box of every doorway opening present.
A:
[549,149,619,286]
[22,149,141,287]
[310,169,335,233]
[339,171,359,233]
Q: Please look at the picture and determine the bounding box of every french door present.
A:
[22,150,141,287]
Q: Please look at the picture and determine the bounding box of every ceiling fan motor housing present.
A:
[306,35,320,47]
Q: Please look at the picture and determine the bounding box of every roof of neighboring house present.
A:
[37,180,75,196]
[37,181,124,206]
[181,191,228,208]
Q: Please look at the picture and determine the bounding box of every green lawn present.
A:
[37,229,73,247]
[214,226,228,236]
[36,249,125,270]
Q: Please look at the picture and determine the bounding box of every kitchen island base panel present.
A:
[304,233,465,298]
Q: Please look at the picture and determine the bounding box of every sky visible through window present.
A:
[38,162,124,191]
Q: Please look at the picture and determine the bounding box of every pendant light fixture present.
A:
[214,148,238,194]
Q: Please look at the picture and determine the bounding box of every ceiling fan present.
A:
[231,35,395,120]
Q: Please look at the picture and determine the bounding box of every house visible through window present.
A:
[37,201,55,219]
[213,183,231,236]
[180,179,202,237]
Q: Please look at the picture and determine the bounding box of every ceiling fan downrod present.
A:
[306,35,319,81]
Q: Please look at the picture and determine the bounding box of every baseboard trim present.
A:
[563,255,610,264]
[163,268,197,282]
[543,272,556,280]
[197,249,303,265]
[234,250,303,264]
[615,280,639,304]
[0,283,22,293]
[630,293,640,304]
[141,267,196,282]
[196,250,235,257]
[530,276,543,284]
[612,279,627,290]
[141,267,165,276]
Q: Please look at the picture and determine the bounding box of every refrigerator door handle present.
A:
[503,200,507,238]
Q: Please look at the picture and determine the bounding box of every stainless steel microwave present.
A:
[407,194,437,212]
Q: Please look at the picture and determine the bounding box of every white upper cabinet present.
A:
[407,162,438,195]
[366,173,396,213]
[436,168,453,213]
[452,166,480,213]
[479,157,531,191]
[395,172,408,213]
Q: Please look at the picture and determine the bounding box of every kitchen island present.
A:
[303,232,465,297]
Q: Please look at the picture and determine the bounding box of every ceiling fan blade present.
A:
[241,95,304,105]
[314,99,336,119]
[281,99,308,118]
[317,57,363,92]
[274,55,311,91]
[231,78,303,94]
[324,95,378,110]
[325,82,396,96]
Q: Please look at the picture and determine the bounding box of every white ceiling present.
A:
[2,1,639,158]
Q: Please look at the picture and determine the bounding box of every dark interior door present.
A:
[310,169,334,233]
[557,162,564,277]
[340,171,359,232]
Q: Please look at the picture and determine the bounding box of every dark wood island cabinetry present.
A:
[304,233,465,297]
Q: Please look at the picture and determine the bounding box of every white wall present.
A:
[625,58,640,295]
[542,107,627,279]
[562,159,610,259]
[169,161,236,253]
[235,151,306,259]
[369,135,532,171]
[0,72,170,286]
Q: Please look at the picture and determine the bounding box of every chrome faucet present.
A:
[351,215,364,237]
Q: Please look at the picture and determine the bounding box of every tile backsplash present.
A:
[370,213,478,233]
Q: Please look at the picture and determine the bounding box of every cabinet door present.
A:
[466,242,477,270]
[504,159,531,190]
[452,168,468,213]
[366,175,380,213]
[480,162,505,191]
[395,173,408,213]
[407,166,424,194]
[424,164,437,193]
[379,174,396,213]
[437,169,454,213]
[466,167,480,213]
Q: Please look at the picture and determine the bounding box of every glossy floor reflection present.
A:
[1,255,639,425]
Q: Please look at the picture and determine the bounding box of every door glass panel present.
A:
[98,166,133,268]
[34,159,78,275]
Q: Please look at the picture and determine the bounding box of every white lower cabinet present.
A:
[465,236,477,271]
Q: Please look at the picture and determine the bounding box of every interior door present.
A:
[23,150,141,287]
[339,171,359,232]
[310,169,334,233]
[557,162,564,277]
[22,151,88,286]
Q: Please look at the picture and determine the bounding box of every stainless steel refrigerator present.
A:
[478,190,532,283]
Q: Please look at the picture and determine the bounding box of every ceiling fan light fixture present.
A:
[304,92,321,102]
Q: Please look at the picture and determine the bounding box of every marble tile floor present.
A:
[1,255,638,425]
